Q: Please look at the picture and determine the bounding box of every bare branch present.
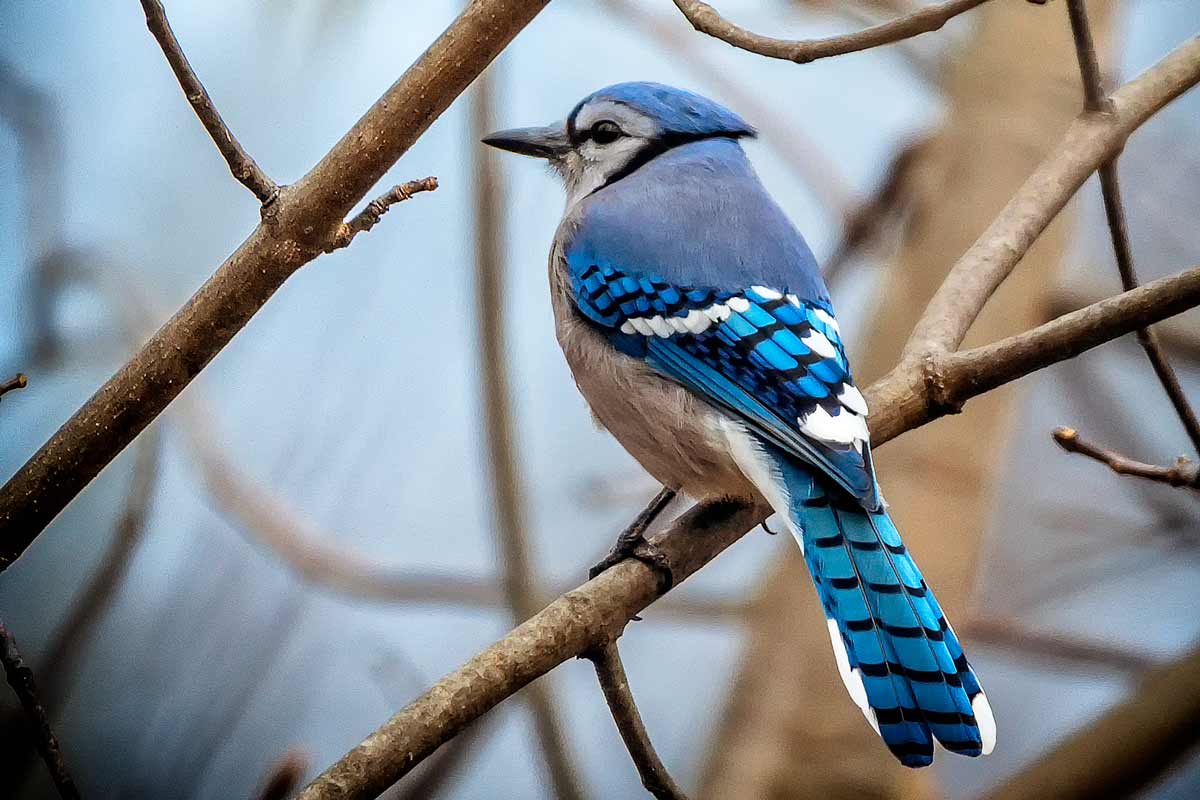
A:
[326,177,440,252]
[469,68,584,800]
[0,618,80,800]
[295,263,1200,800]
[586,642,689,800]
[980,645,1200,800]
[0,0,553,569]
[139,0,278,204]
[1065,0,1200,455]
[670,0,990,64]
[1051,426,1199,490]
[901,34,1200,358]
[254,750,309,800]
[0,373,27,400]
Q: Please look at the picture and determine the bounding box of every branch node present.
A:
[921,352,962,418]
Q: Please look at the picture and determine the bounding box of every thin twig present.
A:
[1065,0,1200,456]
[0,373,27,400]
[139,0,278,204]
[670,0,991,64]
[326,177,439,252]
[587,642,689,800]
[0,618,80,800]
[470,69,584,800]
[295,259,1200,800]
[253,750,309,800]
[1051,426,1199,490]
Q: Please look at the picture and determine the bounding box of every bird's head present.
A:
[483,82,755,206]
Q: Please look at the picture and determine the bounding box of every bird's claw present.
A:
[589,536,676,594]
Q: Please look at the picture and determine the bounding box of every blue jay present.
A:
[483,82,994,767]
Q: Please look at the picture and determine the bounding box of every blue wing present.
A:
[568,256,880,509]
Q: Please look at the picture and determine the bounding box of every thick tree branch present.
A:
[0,0,553,569]
[1066,0,1200,455]
[139,0,278,204]
[586,642,689,800]
[670,0,990,64]
[981,645,1200,800]
[902,34,1200,358]
[1051,426,1199,490]
[295,262,1200,800]
[0,618,80,800]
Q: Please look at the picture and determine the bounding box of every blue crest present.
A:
[569,82,756,140]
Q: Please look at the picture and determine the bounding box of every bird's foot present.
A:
[588,535,675,593]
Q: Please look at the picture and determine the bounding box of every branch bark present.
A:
[0,373,27,400]
[670,0,991,64]
[294,264,1200,800]
[139,0,278,203]
[0,0,553,569]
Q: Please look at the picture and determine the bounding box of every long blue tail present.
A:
[769,449,995,768]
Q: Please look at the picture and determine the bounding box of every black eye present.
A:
[589,120,622,145]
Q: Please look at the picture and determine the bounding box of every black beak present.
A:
[481,123,571,159]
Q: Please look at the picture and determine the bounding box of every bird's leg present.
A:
[589,486,678,590]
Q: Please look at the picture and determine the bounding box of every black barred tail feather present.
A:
[763,444,995,767]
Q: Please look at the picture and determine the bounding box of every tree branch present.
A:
[670,0,991,64]
[0,0,553,569]
[0,618,80,800]
[981,645,1200,800]
[1051,426,1199,490]
[139,0,278,204]
[586,642,689,800]
[1065,0,1200,455]
[901,34,1200,358]
[295,262,1200,800]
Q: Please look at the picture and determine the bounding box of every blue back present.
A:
[567,138,827,300]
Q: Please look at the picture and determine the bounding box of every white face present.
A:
[554,101,660,208]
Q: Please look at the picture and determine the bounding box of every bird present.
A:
[482,82,995,768]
